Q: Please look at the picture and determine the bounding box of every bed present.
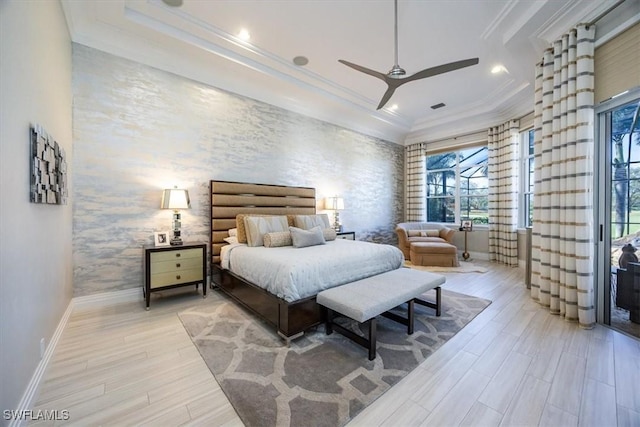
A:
[209,180,403,339]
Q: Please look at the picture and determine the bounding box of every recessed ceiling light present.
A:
[293,56,309,66]
[491,65,508,74]
[161,0,183,7]
[238,29,251,41]
[389,104,398,111]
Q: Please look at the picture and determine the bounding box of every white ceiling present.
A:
[61,0,622,145]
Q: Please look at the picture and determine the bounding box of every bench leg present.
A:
[325,313,377,360]
[415,286,442,317]
[325,308,334,335]
[408,299,414,335]
[368,318,377,360]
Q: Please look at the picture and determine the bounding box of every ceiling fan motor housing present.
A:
[388,65,406,78]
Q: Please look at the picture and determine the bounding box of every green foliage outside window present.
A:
[426,147,488,224]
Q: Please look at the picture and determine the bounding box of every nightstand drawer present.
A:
[150,257,202,274]
[150,268,203,289]
[150,248,201,263]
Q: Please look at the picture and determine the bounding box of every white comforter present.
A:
[222,239,404,302]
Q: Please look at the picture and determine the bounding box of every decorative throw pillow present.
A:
[228,228,237,237]
[425,230,440,237]
[289,226,326,248]
[235,214,251,243]
[294,214,331,230]
[322,228,337,241]
[263,231,293,248]
[223,236,238,244]
[244,216,289,247]
[236,214,295,243]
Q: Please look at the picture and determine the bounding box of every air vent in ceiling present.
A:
[431,103,446,110]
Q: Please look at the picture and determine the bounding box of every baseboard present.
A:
[8,300,74,427]
[72,287,142,309]
[8,287,143,426]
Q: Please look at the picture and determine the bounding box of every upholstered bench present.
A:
[410,241,460,267]
[316,268,445,360]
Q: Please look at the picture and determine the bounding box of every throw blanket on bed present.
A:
[223,239,404,302]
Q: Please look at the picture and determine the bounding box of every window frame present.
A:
[519,128,535,228]
[425,146,489,226]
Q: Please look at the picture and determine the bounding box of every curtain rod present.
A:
[587,0,627,27]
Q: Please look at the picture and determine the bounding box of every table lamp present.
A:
[324,196,344,232]
[161,187,191,245]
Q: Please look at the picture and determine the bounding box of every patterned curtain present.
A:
[405,143,426,221]
[488,120,519,266]
[530,24,596,328]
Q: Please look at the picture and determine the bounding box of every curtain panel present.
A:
[530,24,596,328]
[405,143,426,221]
[488,120,519,266]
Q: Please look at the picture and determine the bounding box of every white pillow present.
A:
[289,226,326,248]
[228,228,238,237]
[223,236,238,244]
[244,216,289,247]
[294,214,331,230]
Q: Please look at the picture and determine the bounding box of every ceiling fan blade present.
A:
[401,58,479,84]
[376,86,397,110]
[338,60,387,81]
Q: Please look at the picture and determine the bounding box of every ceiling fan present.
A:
[339,0,479,110]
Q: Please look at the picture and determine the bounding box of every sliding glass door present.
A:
[596,91,640,338]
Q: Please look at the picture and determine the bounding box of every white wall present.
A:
[0,0,73,415]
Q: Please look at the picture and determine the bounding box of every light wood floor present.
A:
[32,262,640,426]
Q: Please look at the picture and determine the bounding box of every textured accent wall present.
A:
[72,44,404,297]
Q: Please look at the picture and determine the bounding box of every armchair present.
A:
[395,222,456,259]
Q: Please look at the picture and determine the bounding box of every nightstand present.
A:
[336,231,355,240]
[143,242,207,309]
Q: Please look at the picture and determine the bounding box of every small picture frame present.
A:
[154,231,170,247]
[460,220,473,231]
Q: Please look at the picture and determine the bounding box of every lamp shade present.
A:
[324,196,344,211]
[161,188,191,210]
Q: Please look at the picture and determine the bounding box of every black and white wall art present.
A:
[30,124,67,204]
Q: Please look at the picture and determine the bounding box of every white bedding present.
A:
[221,239,404,302]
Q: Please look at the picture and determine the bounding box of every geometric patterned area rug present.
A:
[179,289,490,427]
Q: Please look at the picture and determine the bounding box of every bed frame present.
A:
[209,180,323,339]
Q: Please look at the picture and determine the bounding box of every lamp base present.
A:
[333,212,342,232]
[171,211,183,245]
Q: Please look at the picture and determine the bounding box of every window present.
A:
[519,129,535,227]
[426,147,488,225]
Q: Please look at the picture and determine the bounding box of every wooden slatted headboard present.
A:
[209,180,316,264]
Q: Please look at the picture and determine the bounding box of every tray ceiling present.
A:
[62,0,620,144]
